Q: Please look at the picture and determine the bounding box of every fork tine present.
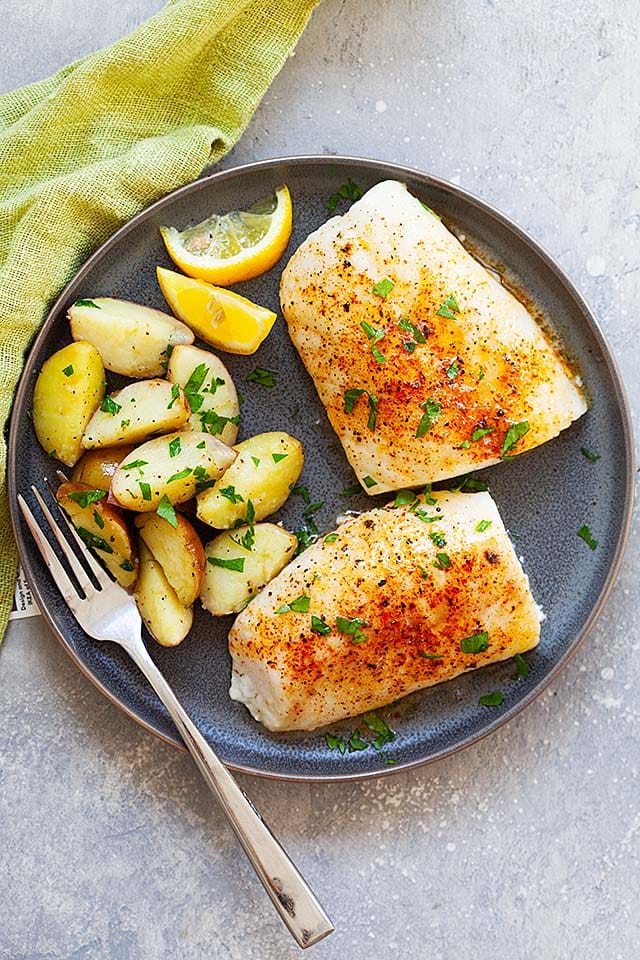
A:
[43,478,112,586]
[30,486,96,597]
[17,495,83,614]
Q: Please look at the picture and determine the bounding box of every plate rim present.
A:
[8,154,636,782]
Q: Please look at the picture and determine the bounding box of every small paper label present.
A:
[10,567,41,620]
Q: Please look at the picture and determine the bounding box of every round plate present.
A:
[8,156,634,781]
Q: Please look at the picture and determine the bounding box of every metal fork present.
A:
[18,485,334,950]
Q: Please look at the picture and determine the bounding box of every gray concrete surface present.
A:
[1,1,639,957]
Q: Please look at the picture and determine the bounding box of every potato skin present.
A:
[68,297,194,377]
[56,481,138,589]
[135,542,193,647]
[71,445,137,491]
[201,523,297,616]
[196,432,303,530]
[33,341,105,466]
[135,511,205,606]
[82,379,190,449]
[110,430,236,512]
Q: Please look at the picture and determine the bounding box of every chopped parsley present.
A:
[432,552,451,570]
[120,420,130,429]
[398,316,427,344]
[294,528,318,554]
[77,527,113,554]
[100,396,121,416]
[420,201,441,219]
[348,729,369,752]
[479,690,504,707]
[62,364,74,377]
[436,293,460,319]
[341,484,361,497]
[182,363,209,411]
[501,420,530,459]
[360,320,386,363]
[460,630,489,653]
[200,410,240,436]
[167,384,181,409]
[363,712,396,750]
[446,360,460,381]
[272,452,288,463]
[167,468,192,484]
[577,524,597,550]
[120,559,135,572]
[93,510,104,530]
[275,594,311,614]
[245,500,255,525]
[251,456,261,467]
[74,298,100,308]
[471,426,495,442]
[423,484,437,506]
[413,509,440,523]
[429,531,446,548]
[311,616,332,636]
[475,519,492,533]
[581,447,601,462]
[168,437,181,458]
[246,367,277,388]
[367,394,379,430]
[122,459,147,471]
[208,555,246,572]
[325,732,347,754]
[291,484,310,504]
[393,489,417,508]
[67,489,106,509]
[460,440,471,449]
[324,533,338,543]
[220,485,243,504]
[336,616,367,644]
[416,398,442,438]
[363,476,378,488]
[155,494,177,527]
[303,502,324,518]
[326,177,363,210]
[138,481,152,501]
[514,654,530,678]
[230,525,255,552]
[450,474,488,493]
[478,365,486,381]
[344,388,366,413]
[418,651,444,660]
[197,441,206,449]
[372,277,394,298]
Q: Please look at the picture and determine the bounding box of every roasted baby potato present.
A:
[33,341,105,466]
[201,523,297,616]
[68,297,194,377]
[55,482,138,589]
[111,431,236,512]
[71,444,137,491]
[135,511,205,606]
[135,542,192,647]
[82,379,189,449]
[166,343,240,446]
[196,432,303,529]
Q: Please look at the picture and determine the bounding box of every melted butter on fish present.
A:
[229,491,542,732]
[280,180,587,493]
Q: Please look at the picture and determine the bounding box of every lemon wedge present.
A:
[156,266,277,355]
[159,185,293,287]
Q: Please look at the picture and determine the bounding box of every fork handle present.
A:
[120,637,334,949]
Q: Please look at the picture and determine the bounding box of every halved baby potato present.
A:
[68,297,194,377]
[135,511,205,606]
[196,432,303,530]
[111,431,236,512]
[33,341,105,466]
[167,344,240,446]
[135,542,192,647]
[56,481,138,589]
[82,379,189,449]
[201,523,297,616]
[71,444,137,491]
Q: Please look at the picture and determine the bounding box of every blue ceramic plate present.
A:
[8,157,634,781]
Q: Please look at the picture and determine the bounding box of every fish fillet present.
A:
[229,491,542,731]
[280,180,587,493]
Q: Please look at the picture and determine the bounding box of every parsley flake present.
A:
[122,459,147,471]
[501,421,530,459]
[363,476,378,488]
[311,616,332,636]
[93,510,104,530]
[100,396,121,416]
[272,452,288,463]
[336,616,367,644]
[475,519,492,533]
[514,654,530,678]
[208,556,245,572]
[398,317,427,344]
[246,367,277,388]
[326,178,363,210]
[432,552,451,570]
[251,456,261,467]
[168,437,181,458]
[167,468,192,484]
[393,489,417,508]
[325,732,347,753]
[581,447,601,462]
[74,298,100,309]
[220,486,244,504]
[120,559,134,572]
[471,426,495,442]
[416,398,442,438]
[578,524,597,550]
[341,484,361,497]
[275,594,311,614]
[348,729,369,752]
[344,388,366,414]
[479,690,504,707]
[367,394,379,430]
[429,531,446,548]
[418,651,444,660]
[62,364,74,377]
[67,489,106,509]
[157,494,178,528]
[372,278,394,298]
[360,320,386,363]
[77,527,113,554]
[460,630,489,653]
[138,481,152,501]
[324,533,338,543]
[437,293,461,319]
[167,384,181,409]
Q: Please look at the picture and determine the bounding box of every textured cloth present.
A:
[0,0,321,641]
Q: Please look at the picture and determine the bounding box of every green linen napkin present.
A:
[0,0,321,642]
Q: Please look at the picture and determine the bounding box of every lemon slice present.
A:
[159,185,293,287]
[157,267,277,355]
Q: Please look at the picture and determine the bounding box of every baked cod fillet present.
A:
[229,491,542,731]
[280,180,587,493]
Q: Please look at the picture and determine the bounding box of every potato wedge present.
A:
[196,432,303,529]
[135,542,192,647]
[201,523,297,616]
[33,341,105,466]
[56,482,138,589]
[135,512,205,606]
[166,344,240,446]
[111,431,236,512]
[68,297,194,377]
[71,444,137,491]
[82,379,189,449]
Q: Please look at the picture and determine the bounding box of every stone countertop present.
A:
[1,2,638,957]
